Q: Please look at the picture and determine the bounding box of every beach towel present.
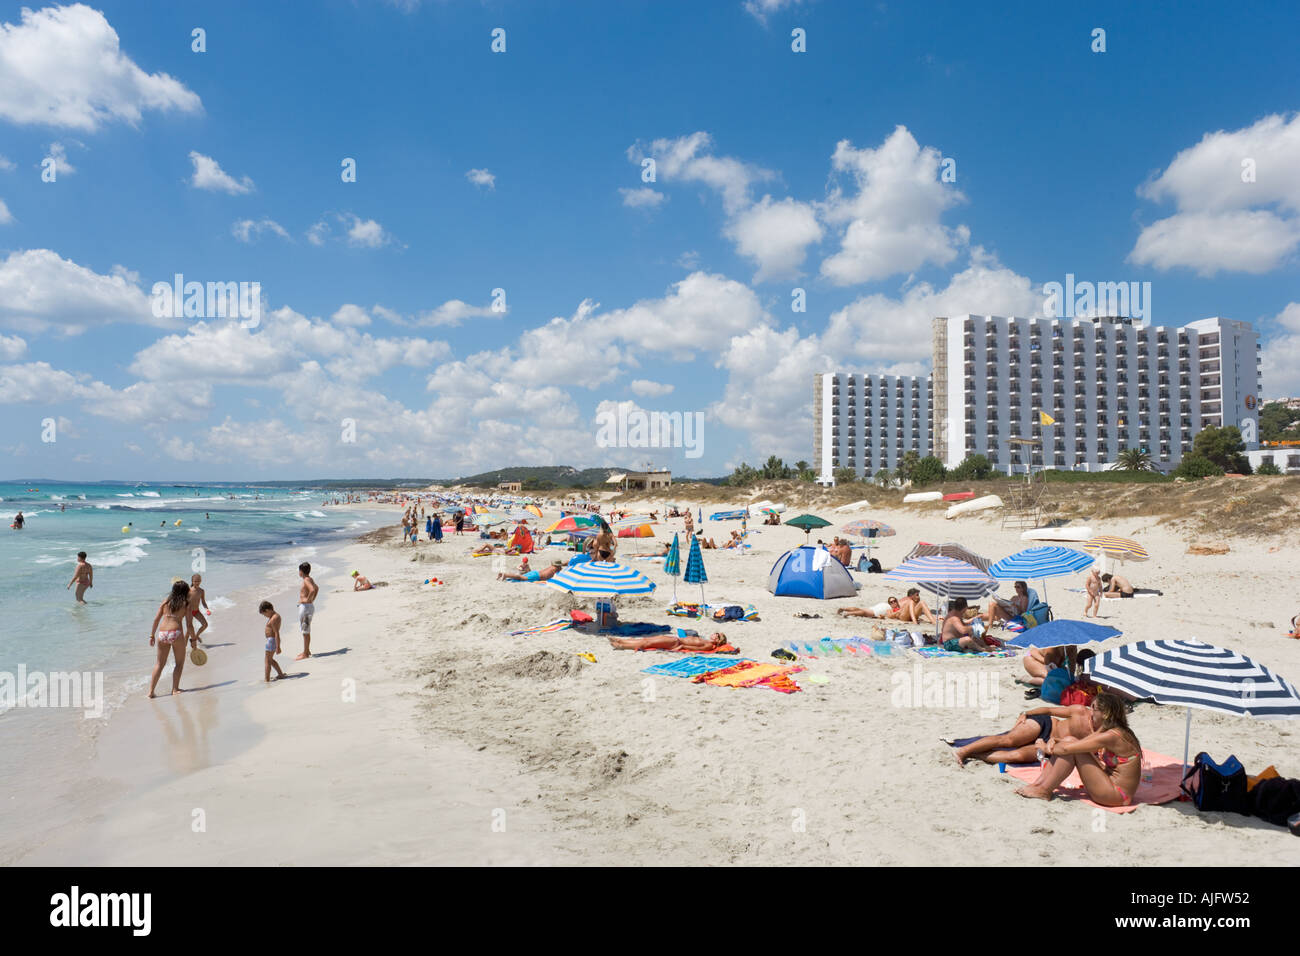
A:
[667,602,759,622]
[1006,749,1184,813]
[913,647,1019,659]
[508,618,574,636]
[642,655,756,678]
[599,622,672,636]
[691,660,804,693]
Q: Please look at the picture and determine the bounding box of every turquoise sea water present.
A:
[0,482,381,707]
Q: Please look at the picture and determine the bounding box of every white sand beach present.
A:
[13,493,1300,866]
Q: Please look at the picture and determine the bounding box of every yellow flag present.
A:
[1039,411,1056,426]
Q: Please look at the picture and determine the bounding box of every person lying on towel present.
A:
[499,559,563,582]
[607,629,729,652]
[1014,693,1144,806]
[837,596,904,619]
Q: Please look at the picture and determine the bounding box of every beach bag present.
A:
[1059,682,1098,707]
[1181,752,1249,814]
[1040,667,1071,704]
[712,605,745,622]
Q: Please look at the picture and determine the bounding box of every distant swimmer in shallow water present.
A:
[67,551,93,603]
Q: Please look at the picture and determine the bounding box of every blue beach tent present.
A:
[767,546,858,599]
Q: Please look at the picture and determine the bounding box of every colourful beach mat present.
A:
[1004,749,1184,813]
[508,618,573,636]
[913,647,1019,659]
[691,660,805,693]
[642,655,756,678]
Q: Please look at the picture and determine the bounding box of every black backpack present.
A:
[1180,752,1249,814]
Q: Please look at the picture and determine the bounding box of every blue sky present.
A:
[1,0,1298,480]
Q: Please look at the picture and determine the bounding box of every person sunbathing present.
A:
[1014,693,1143,805]
[940,598,993,652]
[983,580,1029,627]
[952,702,1096,767]
[1289,613,1300,640]
[351,571,373,591]
[1101,573,1135,598]
[837,596,902,618]
[607,630,729,652]
[699,536,719,549]
[723,530,745,549]
[473,543,504,556]
[898,588,935,625]
[499,560,564,582]
[1022,645,1067,687]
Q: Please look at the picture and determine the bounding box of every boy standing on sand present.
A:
[67,551,93,603]
[259,600,286,682]
[1083,568,1102,618]
[296,562,318,660]
[189,573,211,643]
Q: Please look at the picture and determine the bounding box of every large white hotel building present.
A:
[814,314,1262,478]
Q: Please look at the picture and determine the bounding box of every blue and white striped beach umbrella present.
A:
[881,555,998,601]
[1085,639,1300,771]
[989,546,1094,580]
[684,534,708,603]
[547,560,656,596]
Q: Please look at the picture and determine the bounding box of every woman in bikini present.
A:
[607,630,729,652]
[1014,693,1143,806]
[148,579,198,698]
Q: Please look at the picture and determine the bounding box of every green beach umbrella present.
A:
[785,513,831,542]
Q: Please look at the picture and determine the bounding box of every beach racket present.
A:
[189,646,208,666]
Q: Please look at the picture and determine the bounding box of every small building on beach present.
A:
[606,470,672,492]
[497,481,522,493]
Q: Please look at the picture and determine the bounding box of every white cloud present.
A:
[330,304,372,327]
[1261,302,1300,398]
[1131,113,1300,276]
[0,4,201,130]
[0,333,25,359]
[188,151,254,194]
[0,155,14,171]
[466,168,495,190]
[620,186,666,209]
[629,379,674,397]
[819,126,967,285]
[231,218,289,243]
[628,132,773,214]
[0,248,162,333]
[822,251,1040,365]
[743,0,806,24]
[306,220,330,246]
[725,194,822,281]
[43,141,76,176]
[342,213,394,248]
[418,299,503,327]
[0,198,11,224]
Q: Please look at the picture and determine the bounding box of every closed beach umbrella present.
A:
[664,533,681,602]
[547,560,656,596]
[525,505,542,519]
[990,545,1095,601]
[1003,618,1121,650]
[684,534,708,604]
[1085,639,1300,771]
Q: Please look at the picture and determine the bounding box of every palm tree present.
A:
[1113,447,1155,472]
